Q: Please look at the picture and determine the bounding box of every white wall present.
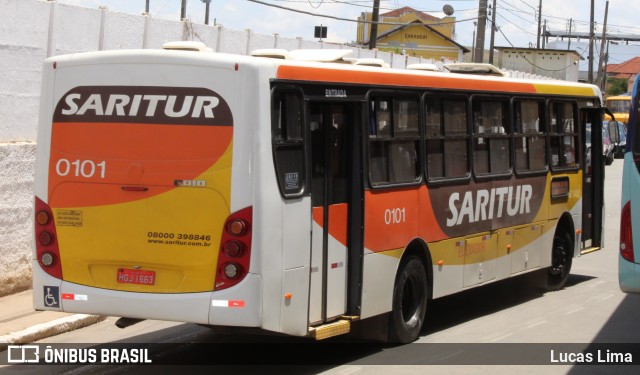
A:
[497,49,579,82]
[0,142,35,296]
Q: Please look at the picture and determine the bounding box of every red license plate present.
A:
[117,268,155,285]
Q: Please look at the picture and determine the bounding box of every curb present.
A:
[0,314,106,352]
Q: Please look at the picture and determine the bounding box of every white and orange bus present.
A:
[33,43,607,343]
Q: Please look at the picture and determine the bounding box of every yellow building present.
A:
[357,6,468,61]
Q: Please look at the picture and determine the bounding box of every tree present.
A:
[607,77,629,96]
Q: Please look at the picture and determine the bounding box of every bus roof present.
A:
[46,47,602,100]
[272,56,601,99]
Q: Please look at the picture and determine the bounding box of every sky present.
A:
[54,0,640,66]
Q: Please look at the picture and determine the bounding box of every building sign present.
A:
[404,33,428,40]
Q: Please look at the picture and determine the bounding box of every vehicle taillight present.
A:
[620,201,635,263]
[35,197,63,279]
[215,206,252,290]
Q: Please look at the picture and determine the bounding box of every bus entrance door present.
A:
[309,102,361,325]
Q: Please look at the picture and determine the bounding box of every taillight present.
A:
[620,201,635,263]
[35,197,63,279]
[215,206,252,290]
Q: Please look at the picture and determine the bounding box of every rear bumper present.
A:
[33,262,262,327]
[619,255,640,294]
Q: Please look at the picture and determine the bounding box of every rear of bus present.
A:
[32,48,263,326]
[620,77,640,292]
[605,95,631,125]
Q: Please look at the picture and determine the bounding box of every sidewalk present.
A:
[0,289,105,351]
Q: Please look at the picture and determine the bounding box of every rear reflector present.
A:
[620,201,635,263]
[35,197,63,279]
[215,206,252,291]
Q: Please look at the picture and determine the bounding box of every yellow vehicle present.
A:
[604,94,631,125]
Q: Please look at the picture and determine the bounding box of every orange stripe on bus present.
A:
[313,206,324,227]
[328,203,348,247]
[313,205,349,247]
[364,186,447,253]
[277,65,539,94]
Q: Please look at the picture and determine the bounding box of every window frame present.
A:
[471,95,513,179]
[548,99,580,172]
[366,90,423,189]
[512,97,549,176]
[271,86,307,198]
[423,92,471,184]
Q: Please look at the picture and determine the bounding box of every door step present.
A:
[309,316,359,340]
[581,246,601,255]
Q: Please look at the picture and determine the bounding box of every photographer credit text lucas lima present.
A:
[550,349,633,363]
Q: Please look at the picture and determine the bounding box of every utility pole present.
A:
[474,0,487,63]
[472,22,477,62]
[603,40,616,92]
[488,0,497,64]
[536,0,542,49]
[202,0,211,25]
[567,18,572,50]
[369,0,380,49]
[588,0,594,83]
[542,19,547,48]
[145,0,150,14]
[597,0,609,90]
[181,0,187,20]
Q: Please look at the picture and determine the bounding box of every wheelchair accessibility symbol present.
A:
[44,286,60,308]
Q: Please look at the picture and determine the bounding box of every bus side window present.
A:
[514,100,547,173]
[368,95,420,186]
[472,98,511,176]
[549,101,579,169]
[444,99,469,178]
[425,97,444,178]
[425,96,469,180]
[272,90,305,197]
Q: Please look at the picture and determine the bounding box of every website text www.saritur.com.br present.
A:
[146,232,211,248]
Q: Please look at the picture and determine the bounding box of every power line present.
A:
[246,0,480,27]
[266,0,475,14]
[500,0,640,34]
[307,0,324,9]
[495,23,588,73]
[496,13,536,38]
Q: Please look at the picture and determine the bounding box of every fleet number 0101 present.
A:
[56,159,106,179]
[384,207,406,225]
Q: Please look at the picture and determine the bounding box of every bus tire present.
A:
[545,231,573,291]
[387,255,428,344]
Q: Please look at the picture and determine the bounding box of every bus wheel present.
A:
[387,255,428,344]
[546,231,573,291]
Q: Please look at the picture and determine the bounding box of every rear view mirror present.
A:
[608,121,620,144]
